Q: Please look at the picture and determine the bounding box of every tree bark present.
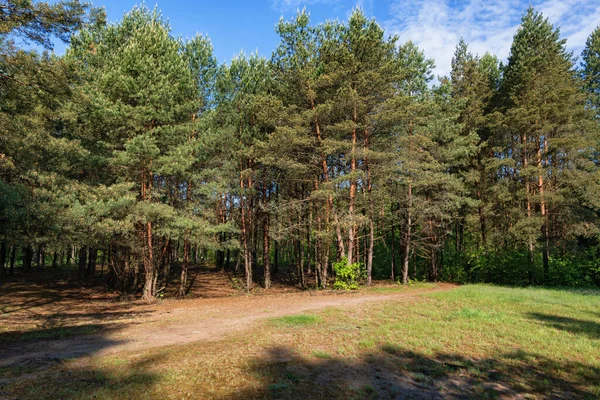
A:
[523,132,535,285]
[87,248,97,278]
[179,235,189,296]
[263,212,271,290]
[347,105,357,265]
[537,134,549,284]
[402,121,414,285]
[403,182,412,285]
[391,207,396,281]
[0,242,6,280]
[9,246,16,275]
[78,246,87,279]
[240,169,252,292]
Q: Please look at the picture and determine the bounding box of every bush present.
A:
[333,257,364,290]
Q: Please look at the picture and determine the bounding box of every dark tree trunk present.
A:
[23,246,33,272]
[36,246,43,268]
[100,250,106,277]
[79,246,87,279]
[263,213,271,290]
[273,240,278,277]
[391,212,396,281]
[87,248,97,278]
[9,246,16,275]
[179,236,189,297]
[0,242,7,280]
[52,251,58,269]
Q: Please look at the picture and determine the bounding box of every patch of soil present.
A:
[0,268,456,374]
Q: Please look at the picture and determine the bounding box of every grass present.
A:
[365,281,437,293]
[4,284,600,399]
[269,314,321,327]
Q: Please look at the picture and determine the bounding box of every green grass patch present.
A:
[312,350,332,359]
[270,314,321,327]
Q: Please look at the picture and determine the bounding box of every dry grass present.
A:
[4,284,600,399]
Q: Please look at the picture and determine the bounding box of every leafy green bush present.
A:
[333,257,364,290]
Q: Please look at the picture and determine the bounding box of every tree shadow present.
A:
[230,346,600,399]
[527,312,600,340]
[2,350,164,400]
[0,322,138,371]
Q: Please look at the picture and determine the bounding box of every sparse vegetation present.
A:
[3,285,599,399]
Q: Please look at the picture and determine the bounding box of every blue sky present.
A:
[50,0,600,77]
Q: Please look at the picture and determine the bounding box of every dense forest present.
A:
[1,1,600,300]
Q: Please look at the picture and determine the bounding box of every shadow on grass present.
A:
[3,352,164,400]
[230,346,599,399]
[528,312,600,340]
[4,344,599,399]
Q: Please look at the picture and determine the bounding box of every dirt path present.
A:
[0,283,456,370]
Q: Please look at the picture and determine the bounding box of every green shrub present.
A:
[333,257,364,290]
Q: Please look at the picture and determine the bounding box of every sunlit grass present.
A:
[269,314,321,327]
[6,284,600,399]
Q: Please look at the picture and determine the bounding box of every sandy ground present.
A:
[0,269,456,370]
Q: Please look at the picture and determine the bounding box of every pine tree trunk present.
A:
[364,127,374,286]
[403,182,412,285]
[347,98,358,266]
[240,171,252,293]
[9,246,16,275]
[0,242,6,280]
[179,235,189,296]
[79,246,87,279]
[537,135,549,284]
[403,121,414,285]
[142,221,155,301]
[25,246,33,272]
[391,208,396,281]
[87,248,97,277]
[36,246,42,268]
[522,133,535,284]
[296,236,305,288]
[263,214,270,289]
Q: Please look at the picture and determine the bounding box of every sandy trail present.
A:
[0,283,456,369]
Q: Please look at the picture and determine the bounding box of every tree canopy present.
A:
[1,2,600,297]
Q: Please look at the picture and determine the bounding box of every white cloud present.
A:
[384,0,600,78]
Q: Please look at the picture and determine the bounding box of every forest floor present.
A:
[1,268,599,399]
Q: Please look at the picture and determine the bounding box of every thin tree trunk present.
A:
[347,112,357,265]
[36,246,42,268]
[9,246,16,275]
[240,170,252,292]
[142,164,156,302]
[87,248,97,278]
[537,134,549,284]
[522,132,535,285]
[363,127,374,286]
[391,207,396,281]
[179,235,189,296]
[78,247,87,279]
[403,182,412,285]
[402,121,414,285]
[263,213,271,290]
[0,242,6,280]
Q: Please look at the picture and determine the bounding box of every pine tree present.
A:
[499,7,590,284]
[582,26,600,117]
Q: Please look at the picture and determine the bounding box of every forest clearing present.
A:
[1,272,599,399]
[2,0,600,399]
